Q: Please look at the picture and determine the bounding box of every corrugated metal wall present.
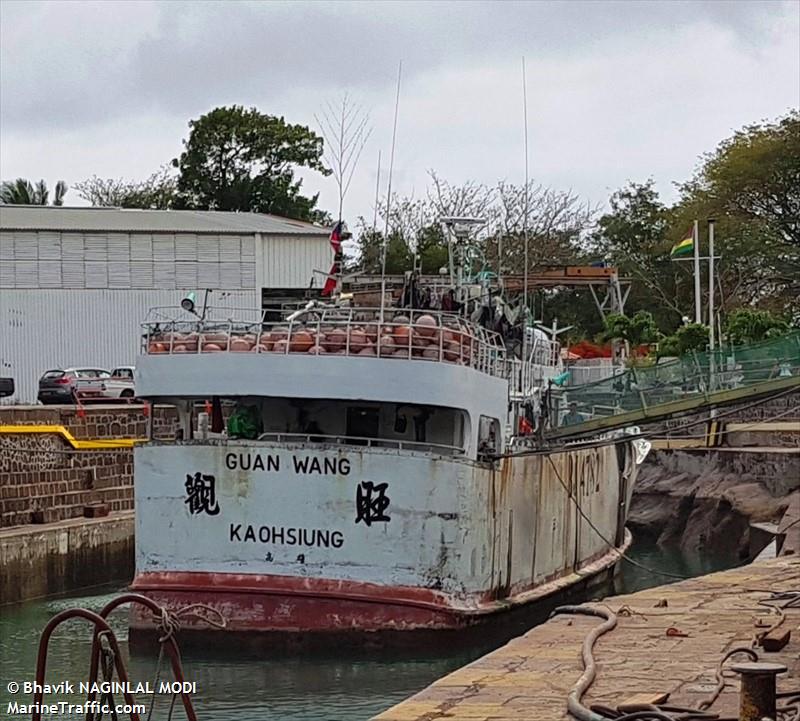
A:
[260,234,331,288]
[0,231,257,290]
[0,289,254,404]
[0,228,332,403]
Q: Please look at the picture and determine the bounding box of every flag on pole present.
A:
[670,228,694,258]
[321,221,345,297]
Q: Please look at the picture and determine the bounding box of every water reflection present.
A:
[0,541,741,720]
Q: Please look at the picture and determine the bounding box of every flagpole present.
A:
[708,218,716,395]
[708,219,715,351]
[380,61,402,325]
[693,219,701,324]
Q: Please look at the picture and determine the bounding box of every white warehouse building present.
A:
[0,206,332,404]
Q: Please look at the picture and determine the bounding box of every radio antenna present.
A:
[380,60,402,323]
[521,56,531,379]
[371,150,382,235]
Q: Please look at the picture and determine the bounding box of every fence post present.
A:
[629,364,648,414]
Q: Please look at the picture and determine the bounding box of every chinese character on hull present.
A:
[355,481,390,526]
[185,472,220,516]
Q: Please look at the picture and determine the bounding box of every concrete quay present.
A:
[374,556,799,721]
[0,512,133,605]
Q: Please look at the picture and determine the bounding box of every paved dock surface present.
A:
[374,556,799,720]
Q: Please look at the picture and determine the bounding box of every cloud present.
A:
[1,0,798,220]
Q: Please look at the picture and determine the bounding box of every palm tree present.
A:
[0,178,67,205]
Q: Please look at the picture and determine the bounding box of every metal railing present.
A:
[141,306,510,379]
[254,431,465,456]
[557,331,800,428]
[506,338,563,395]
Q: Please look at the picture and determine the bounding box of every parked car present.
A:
[37,367,134,404]
[0,377,14,399]
[38,368,108,404]
[105,366,136,400]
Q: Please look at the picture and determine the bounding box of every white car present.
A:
[101,366,136,400]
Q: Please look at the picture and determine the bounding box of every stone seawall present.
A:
[0,405,177,528]
[0,513,134,605]
[630,448,799,559]
[630,386,799,560]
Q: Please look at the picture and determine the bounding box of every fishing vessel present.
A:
[129,220,647,645]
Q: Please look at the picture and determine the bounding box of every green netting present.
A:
[562,330,800,424]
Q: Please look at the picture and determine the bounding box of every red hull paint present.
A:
[130,572,470,633]
[128,532,631,638]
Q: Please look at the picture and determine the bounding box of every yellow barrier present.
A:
[0,425,144,450]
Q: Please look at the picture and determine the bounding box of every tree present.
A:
[172,105,330,221]
[658,323,709,357]
[676,110,800,315]
[592,181,687,331]
[352,173,595,281]
[352,224,412,274]
[315,93,372,222]
[74,167,177,209]
[723,308,791,346]
[491,180,595,273]
[1,178,67,205]
[600,311,659,347]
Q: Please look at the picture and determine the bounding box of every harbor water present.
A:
[0,540,741,721]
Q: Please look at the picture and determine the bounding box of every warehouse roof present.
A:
[0,206,330,235]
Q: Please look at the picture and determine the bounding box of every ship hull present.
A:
[131,441,637,644]
[129,531,628,651]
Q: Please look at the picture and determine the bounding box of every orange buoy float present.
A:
[393,324,412,346]
[376,335,395,356]
[230,337,251,352]
[443,341,461,361]
[414,314,437,337]
[289,330,314,353]
[323,329,347,352]
[363,323,378,344]
[348,328,368,352]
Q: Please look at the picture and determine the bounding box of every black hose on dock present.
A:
[552,604,681,721]
[551,605,620,721]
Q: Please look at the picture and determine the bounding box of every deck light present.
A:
[181,292,197,314]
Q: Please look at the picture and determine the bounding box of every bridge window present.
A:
[346,407,380,441]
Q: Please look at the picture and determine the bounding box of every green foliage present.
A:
[593,111,800,329]
[416,225,449,274]
[659,323,709,357]
[592,181,684,331]
[74,168,177,209]
[724,308,791,346]
[172,105,329,221]
[600,311,659,346]
[656,334,681,358]
[675,110,800,315]
[351,226,412,274]
[1,178,67,205]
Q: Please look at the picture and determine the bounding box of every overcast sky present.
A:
[1,0,798,223]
